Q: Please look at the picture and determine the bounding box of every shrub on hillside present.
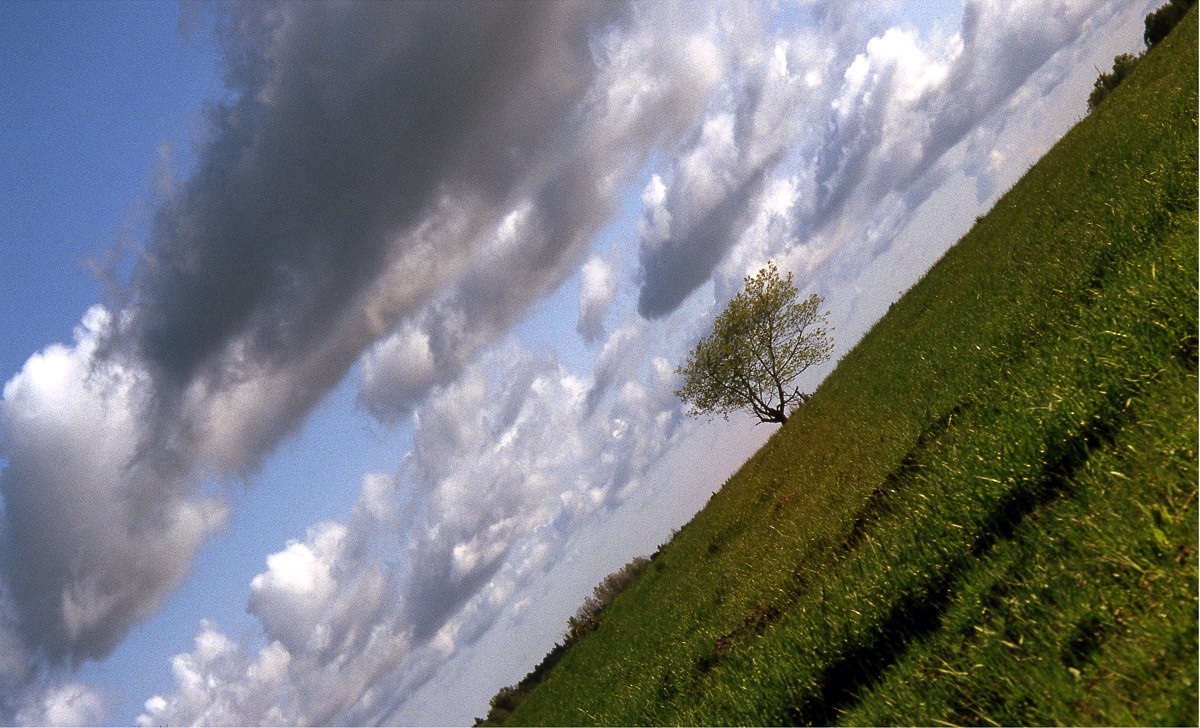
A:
[474,555,652,725]
[566,555,651,641]
[1088,53,1143,112]
[1089,0,1194,112]
[1145,0,1196,47]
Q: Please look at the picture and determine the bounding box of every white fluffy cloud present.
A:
[140,321,689,724]
[0,308,228,665]
[14,682,106,727]
[635,0,1136,315]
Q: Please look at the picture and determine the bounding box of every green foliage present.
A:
[566,555,652,642]
[1089,0,1196,112]
[474,640,572,726]
[1088,52,1142,112]
[497,7,1197,726]
[1146,0,1196,46]
[675,261,833,424]
[476,555,652,725]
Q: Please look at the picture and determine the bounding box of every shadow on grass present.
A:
[784,385,1137,725]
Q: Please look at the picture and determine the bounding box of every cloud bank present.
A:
[138,326,688,725]
[634,0,1130,316]
[1,0,719,678]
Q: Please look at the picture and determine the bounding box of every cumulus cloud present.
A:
[0,0,727,687]
[140,323,688,725]
[635,0,1132,317]
[13,682,106,727]
[0,308,228,665]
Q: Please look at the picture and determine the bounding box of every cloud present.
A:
[1,0,724,683]
[806,0,1135,288]
[125,1,633,471]
[139,324,689,724]
[633,2,879,318]
[356,0,737,421]
[634,79,786,317]
[136,621,295,726]
[577,255,618,344]
[0,308,228,665]
[634,0,1125,318]
[13,682,106,727]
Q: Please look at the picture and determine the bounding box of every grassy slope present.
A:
[503,11,1198,726]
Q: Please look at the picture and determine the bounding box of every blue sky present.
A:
[1,2,208,379]
[0,1,1155,724]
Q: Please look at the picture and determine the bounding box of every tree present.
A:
[675,261,832,425]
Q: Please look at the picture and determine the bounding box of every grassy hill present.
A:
[490,9,1198,725]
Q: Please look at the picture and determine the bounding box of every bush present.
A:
[1089,0,1194,112]
[1088,53,1142,112]
[1145,0,1196,47]
[475,555,652,725]
[566,555,651,641]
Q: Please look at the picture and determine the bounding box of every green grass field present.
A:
[491,9,1198,726]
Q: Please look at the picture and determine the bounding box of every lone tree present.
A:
[675,261,832,425]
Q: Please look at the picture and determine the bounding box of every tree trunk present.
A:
[765,407,787,425]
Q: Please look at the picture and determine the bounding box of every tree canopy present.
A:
[675,262,832,425]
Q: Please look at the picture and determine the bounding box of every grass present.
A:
[491,8,1198,726]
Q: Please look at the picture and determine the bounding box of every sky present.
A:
[0,0,1156,724]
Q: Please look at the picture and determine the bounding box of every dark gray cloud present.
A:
[137,2,606,376]
[634,2,885,318]
[1,0,642,681]
[637,164,771,318]
[633,58,804,319]
[127,1,625,466]
[356,0,734,421]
